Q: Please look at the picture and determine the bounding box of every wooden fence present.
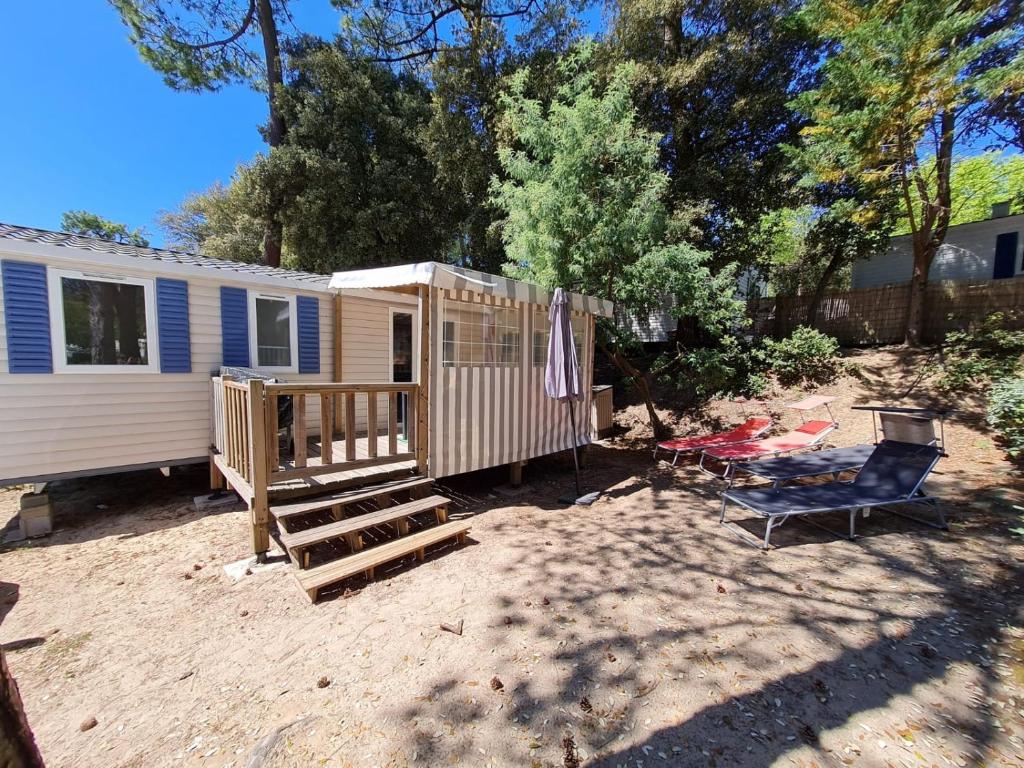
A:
[748,275,1024,345]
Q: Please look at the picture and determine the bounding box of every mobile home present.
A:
[0,224,612,598]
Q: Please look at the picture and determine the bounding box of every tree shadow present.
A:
[0,465,242,550]
[380,441,1023,766]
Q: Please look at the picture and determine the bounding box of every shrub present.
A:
[759,326,843,386]
[938,312,1024,390]
[987,376,1024,460]
[661,335,770,401]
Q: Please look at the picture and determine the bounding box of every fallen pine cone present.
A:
[317,676,331,689]
[490,676,504,691]
[579,696,592,713]
[192,563,203,571]
[606,652,616,663]
[541,596,550,606]
[716,584,726,594]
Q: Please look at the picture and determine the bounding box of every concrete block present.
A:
[19,494,53,538]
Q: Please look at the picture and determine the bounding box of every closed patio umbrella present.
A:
[545,288,584,501]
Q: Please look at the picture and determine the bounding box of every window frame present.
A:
[248,291,299,374]
[441,299,522,368]
[47,268,160,374]
[532,309,586,368]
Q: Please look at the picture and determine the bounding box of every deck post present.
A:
[333,294,344,426]
[416,285,430,476]
[248,379,271,561]
[208,450,226,492]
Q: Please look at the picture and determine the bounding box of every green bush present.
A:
[660,335,770,401]
[987,376,1024,460]
[759,326,843,386]
[939,313,1024,390]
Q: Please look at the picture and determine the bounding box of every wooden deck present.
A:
[268,434,416,498]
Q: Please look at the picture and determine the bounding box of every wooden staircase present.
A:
[269,475,470,602]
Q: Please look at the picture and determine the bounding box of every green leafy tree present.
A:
[110,0,289,266]
[254,41,463,271]
[158,180,265,262]
[61,210,150,247]
[892,152,1024,232]
[792,0,1024,345]
[608,0,820,271]
[336,0,585,272]
[160,43,463,271]
[491,46,744,436]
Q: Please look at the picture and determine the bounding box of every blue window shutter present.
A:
[220,286,250,367]
[156,278,191,373]
[296,295,320,374]
[2,260,52,374]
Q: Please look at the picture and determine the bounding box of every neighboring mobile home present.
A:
[852,208,1024,289]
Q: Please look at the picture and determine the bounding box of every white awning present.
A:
[328,261,614,317]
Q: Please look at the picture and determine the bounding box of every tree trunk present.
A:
[256,0,285,268]
[598,342,667,439]
[0,648,45,768]
[904,109,955,346]
[805,248,845,327]
[904,237,935,346]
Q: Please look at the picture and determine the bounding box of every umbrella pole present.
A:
[568,399,581,498]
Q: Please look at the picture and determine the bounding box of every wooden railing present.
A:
[261,382,419,483]
[211,377,423,559]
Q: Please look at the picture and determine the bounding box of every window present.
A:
[442,300,521,367]
[48,269,158,372]
[249,292,297,371]
[532,310,586,366]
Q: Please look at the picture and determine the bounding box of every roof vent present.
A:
[992,200,1012,218]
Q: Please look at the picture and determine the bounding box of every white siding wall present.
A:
[0,255,334,484]
[338,293,418,431]
[852,214,1024,289]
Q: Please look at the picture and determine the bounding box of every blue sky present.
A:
[0,2,606,247]
[0,1,343,246]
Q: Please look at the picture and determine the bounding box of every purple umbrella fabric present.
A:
[545,288,582,402]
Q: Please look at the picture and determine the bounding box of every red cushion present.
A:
[795,420,834,436]
[657,417,771,453]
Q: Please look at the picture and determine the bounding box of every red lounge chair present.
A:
[699,420,837,479]
[654,417,773,466]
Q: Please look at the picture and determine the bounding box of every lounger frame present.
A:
[652,420,772,466]
[718,451,946,550]
[697,422,837,480]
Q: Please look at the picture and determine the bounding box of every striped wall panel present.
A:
[428,288,595,479]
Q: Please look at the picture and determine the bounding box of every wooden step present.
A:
[270,476,434,527]
[280,494,450,565]
[267,460,418,501]
[296,520,471,601]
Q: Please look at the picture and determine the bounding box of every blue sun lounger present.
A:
[730,444,877,489]
[728,405,950,490]
[720,440,946,549]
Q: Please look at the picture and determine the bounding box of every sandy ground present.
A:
[2,348,1023,768]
